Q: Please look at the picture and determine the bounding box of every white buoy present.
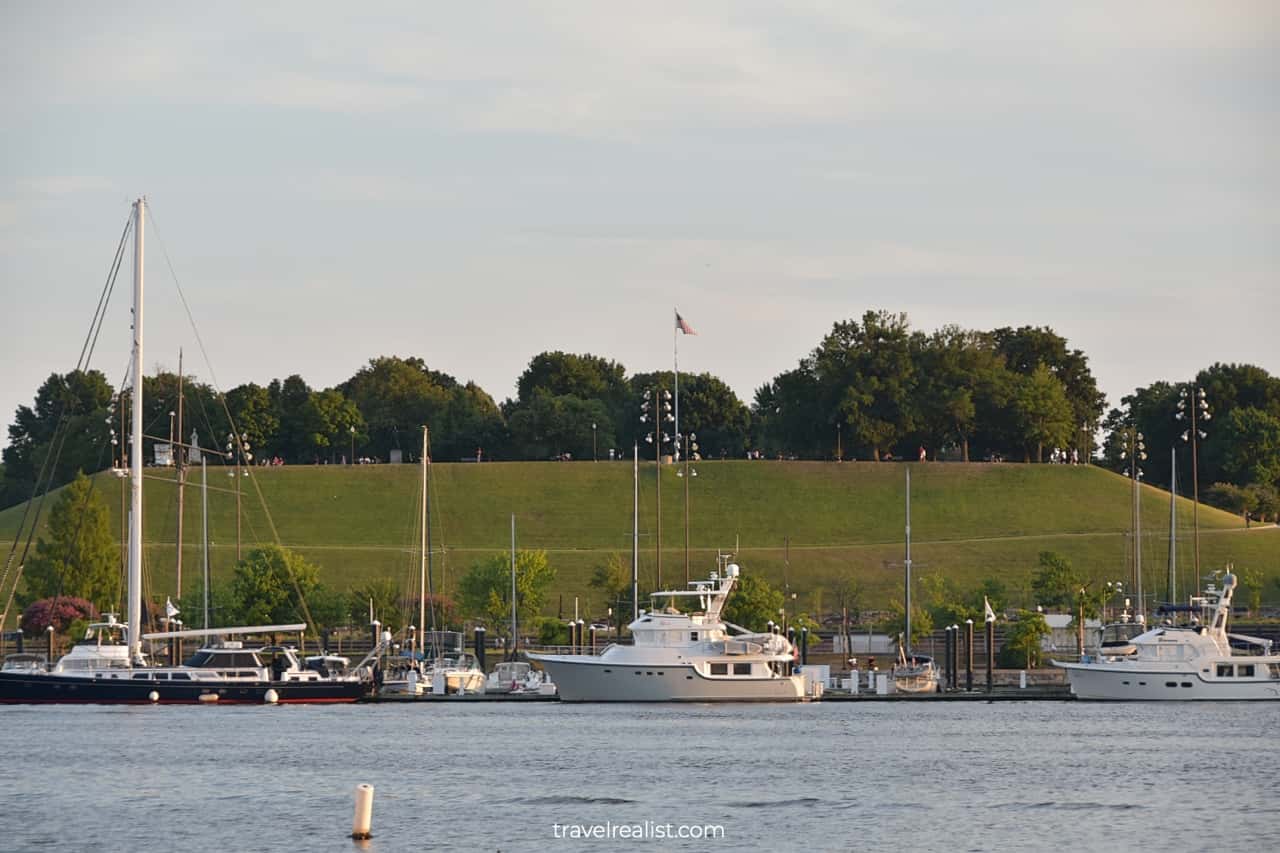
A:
[264,689,279,705]
[351,783,374,839]
[198,693,219,703]
[148,691,159,703]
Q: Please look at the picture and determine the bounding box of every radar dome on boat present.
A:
[726,563,740,577]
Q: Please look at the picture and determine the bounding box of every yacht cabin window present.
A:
[710,663,728,675]
[690,632,699,642]
[1217,664,1232,678]
[733,663,751,675]
[1238,664,1255,678]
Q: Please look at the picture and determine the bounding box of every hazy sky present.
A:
[2,2,1276,449]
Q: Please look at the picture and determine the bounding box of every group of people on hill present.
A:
[1049,447,1080,465]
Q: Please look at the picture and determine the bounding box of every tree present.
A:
[351,577,404,633]
[458,550,556,640]
[225,383,279,458]
[916,327,1007,462]
[1238,568,1264,617]
[629,371,751,458]
[1220,407,1280,489]
[298,389,364,463]
[1030,551,1080,611]
[722,572,784,632]
[992,325,1106,448]
[517,351,630,419]
[999,610,1050,668]
[1012,365,1074,462]
[228,545,320,626]
[506,391,612,460]
[1204,482,1254,524]
[814,311,917,462]
[22,471,120,609]
[20,596,96,635]
[885,601,935,647]
[3,370,115,508]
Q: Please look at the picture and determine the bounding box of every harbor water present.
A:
[1,701,1277,851]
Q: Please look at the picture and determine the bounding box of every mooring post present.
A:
[475,626,486,672]
[351,783,374,840]
[965,619,974,691]
[985,618,995,693]
[45,625,55,672]
[590,624,597,655]
[800,627,809,665]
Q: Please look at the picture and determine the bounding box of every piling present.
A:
[45,625,54,672]
[577,620,585,655]
[964,619,974,691]
[950,624,961,689]
[985,619,995,693]
[942,627,952,690]
[475,627,486,672]
[350,784,374,840]
[800,628,809,665]
[589,625,597,655]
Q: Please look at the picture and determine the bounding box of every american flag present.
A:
[675,311,698,335]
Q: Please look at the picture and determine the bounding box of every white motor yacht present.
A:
[528,563,809,702]
[1054,571,1280,700]
[425,652,487,694]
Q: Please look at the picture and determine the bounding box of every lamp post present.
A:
[1120,425,1145,620]
[641,386,674,589]
[592,422,597,462]
[1176,386,1210,580]
[836,422,843,462]
[349,425,356,465]
[675,433,700,583]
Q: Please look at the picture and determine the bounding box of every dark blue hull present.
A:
[0,671,368,704]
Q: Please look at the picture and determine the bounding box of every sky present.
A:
[2,2,1277,450]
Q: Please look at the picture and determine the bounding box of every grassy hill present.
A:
[1,461,1276,620]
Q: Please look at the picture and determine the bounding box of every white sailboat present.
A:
[0,198,376,704]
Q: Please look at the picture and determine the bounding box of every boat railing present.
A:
[522,641,631,656]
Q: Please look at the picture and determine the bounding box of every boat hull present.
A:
[529,655,806,702]
[1055,662,1280,701]
[0,671,368,704]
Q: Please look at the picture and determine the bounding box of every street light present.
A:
[1119,425,1145,619]
[1176,386,1210,580]
[641,387,674,589]
[349,425,356,465]
[592,422,597,462]
[675,432,700,583]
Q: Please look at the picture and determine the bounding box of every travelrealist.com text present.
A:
[552,821,726,841]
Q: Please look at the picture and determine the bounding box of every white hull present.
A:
[1057,661,1280,701]
[530,655,806,702]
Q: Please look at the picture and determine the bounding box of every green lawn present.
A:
[2,461,1275,619]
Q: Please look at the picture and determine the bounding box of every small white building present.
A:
[1042,613,1101,654]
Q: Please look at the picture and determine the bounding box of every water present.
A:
[1,700,1277,851]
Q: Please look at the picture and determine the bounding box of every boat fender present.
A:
[148,691,159,703]
[198,693,218,703]
[264,689,279,705]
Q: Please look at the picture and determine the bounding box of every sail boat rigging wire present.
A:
[0,214,133,633]
[145,205,320,641]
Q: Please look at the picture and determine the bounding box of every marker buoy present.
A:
[148,691,159,703]
[351,783,374,840]
[263,689,279,705]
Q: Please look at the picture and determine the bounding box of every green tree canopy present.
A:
[1030,551,1081,610]
[458,550,556,639]
[22,471,119,610]
[1012,365,1074,462]
[229,545,321,626]
[722,572,785,632]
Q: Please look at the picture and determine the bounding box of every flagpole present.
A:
[673,308,679,462]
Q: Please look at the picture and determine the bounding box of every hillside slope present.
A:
[1,461,1275,617]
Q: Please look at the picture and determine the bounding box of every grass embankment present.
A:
[1,461,1275,618]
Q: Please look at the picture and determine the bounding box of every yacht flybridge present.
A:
[529,562,809,702]
[0,199,377,704]
[1054,571,1280,701]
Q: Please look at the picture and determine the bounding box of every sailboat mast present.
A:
[175,348,184,598]
[904,468,912,658]
[127,197,145,663]
[632,442,639,622]
[510,513,517,657]
[1168,447,1177,607]
[424,427,436,638]
[419,426,428,650]
[202,456,209,630]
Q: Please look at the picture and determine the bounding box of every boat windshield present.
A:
[1101,623,1144,646]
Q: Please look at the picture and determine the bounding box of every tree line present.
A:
[4,311,1277,517]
